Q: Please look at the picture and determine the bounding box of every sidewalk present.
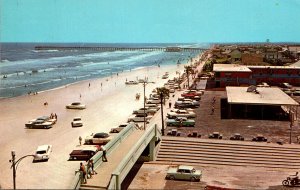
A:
[80,129,145,189]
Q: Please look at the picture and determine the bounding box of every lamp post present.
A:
[143,81,146,130]
[9,151,35,189]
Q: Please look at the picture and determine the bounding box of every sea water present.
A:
[0,43,209,98]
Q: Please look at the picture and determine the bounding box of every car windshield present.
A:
[72,102,80,105]
[74,118,81,121]
[36,150,46,154]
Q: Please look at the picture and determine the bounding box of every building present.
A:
[213,64,300,87]
[222,86,299,120]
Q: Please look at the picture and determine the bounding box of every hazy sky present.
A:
[1,0,300,43]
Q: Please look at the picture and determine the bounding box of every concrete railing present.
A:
[107,124,161,190]
[71,123,136,189]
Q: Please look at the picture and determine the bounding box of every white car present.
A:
[128,113,153,123]
[125,80,138,85]
[71,117,83,127]
[167,109,196,119]
[145,104,160,111]
[66,102,86,109]
[133,107,157,115]
[146,98,161,104]
[85,132,113,145]
[33,145,52,162]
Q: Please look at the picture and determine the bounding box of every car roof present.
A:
[74,117,81,119]
[74,146,98,151]
[178,165,194,170]
[37,116,49,120]
[94,132,109,138]
[37,145,50,151]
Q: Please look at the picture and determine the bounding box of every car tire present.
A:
[282,180,289,186]
[169,175,175,180]
[190,177,196,182]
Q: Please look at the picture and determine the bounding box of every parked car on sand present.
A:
[69,145,99,160]
[25,116,56,129]
[66,102,86,110]
[128,113,153,123]
[166,165,202,182]
[33,145,52,162]
[125,80,138,85]
[85,132,113,145]
[71,117,83,127]
[110,123,129,133]
[133,107,157,115]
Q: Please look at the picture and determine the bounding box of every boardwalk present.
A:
[80,129,145,189]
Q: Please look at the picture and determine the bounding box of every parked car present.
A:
[125,80,138,85]
[230,133,244,141]
[128,113,153,123]
[146,98,161,104]
[110,123,129,133]
[252,134,267,142]
[167,109,196,119]
[69,145,99,160]
[174,101,199,109]
[25,116,56,129]
[145,103,160,111]
[166,165,202,182]
[71,117,83,127]
[85,132,113,145]
[209,132,223,139]
[33,145,52,162]
[133,107,157,115]
[166,117,195,127]
[66,102,86,109]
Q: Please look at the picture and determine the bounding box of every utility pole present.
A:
[11,151,16,190]
[289,110,294,144]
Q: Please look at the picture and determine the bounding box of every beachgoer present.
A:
[211,106,215,115]
[87,161,93,179]
[101,145,108,162]
[101,83,103,87]
[80,94,82,99]
[79,162,87,184]
[90,159,97,175]
[54,113,57,120]
[79,136,82,146]
[89,83,90,88]
[169,101,172,109]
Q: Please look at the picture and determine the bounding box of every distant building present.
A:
[213,64,300,87]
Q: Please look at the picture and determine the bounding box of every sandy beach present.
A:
[0,59,199,189]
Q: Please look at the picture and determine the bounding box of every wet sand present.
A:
[0,63,189,189]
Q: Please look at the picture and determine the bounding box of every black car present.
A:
[209,132,222,139]
[230,133,244,141]
[252,134,267,142]
[69,146,99,160]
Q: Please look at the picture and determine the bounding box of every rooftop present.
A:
[226,86,299,106]
[213,64,252,72]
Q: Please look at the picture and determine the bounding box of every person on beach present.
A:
[79,162,87,184]
[169,101,172,109]
[211,106,215,115]
[79,136,82,146]
[101,145,108,162]
[89,83,90,88]
[54,113,57,120]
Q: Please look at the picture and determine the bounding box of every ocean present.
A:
[0,43,209,98]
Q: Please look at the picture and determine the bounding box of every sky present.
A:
[1,0,300,43]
